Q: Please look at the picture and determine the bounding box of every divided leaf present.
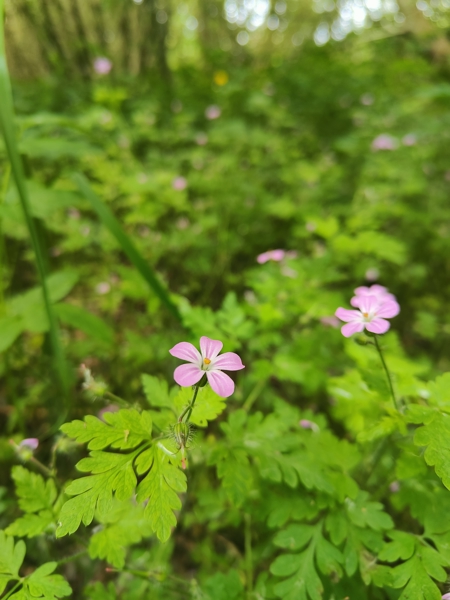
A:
[22,562,72,599]
[414,413,450,490]
[56,449,140,537]
[0,531,25,594]
[136,444,187,542]
[60,409,153,450]
[5,467,57,538]
[89,502,153,568]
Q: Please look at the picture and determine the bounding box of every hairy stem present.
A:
[179,384,200,423]
[374,335,398,410]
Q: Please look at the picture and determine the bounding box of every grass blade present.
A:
[0,0,70,403]
[72,172,182,323]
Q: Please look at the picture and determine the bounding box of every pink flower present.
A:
[96,282,111,295]
[19,438,39,450]
[257,249,286,264]
[389,481,400,493]
[350,284,397,308]
[205,105,221,120]
[169,336,245,398]
[371,134,396,151]
[442,594,450,599]
[93,57,112,75]
[365,268,379,282]
[335,295,400,337]
[172,176,187,191]
[299,419,319,432]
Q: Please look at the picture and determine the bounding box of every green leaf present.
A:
[60,409,152,450]
[414,413,450,490]
[136,444,187,542]
[56,449,141,537]
[273,524,315,551]
[345,491,393,531]
[55,303,114,347]
[24,562,72,599]
[202,569,244,600]
[5,511,54,538]
[9,466,57,513]
[271,537,323,600]
[379,531,415,562]
[0,315,23,352]
[141,374,173,408]
[89,502,153,568]
[0,530,25,578]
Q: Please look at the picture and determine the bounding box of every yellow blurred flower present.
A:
[214,70,229,86]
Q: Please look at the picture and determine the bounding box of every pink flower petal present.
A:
[354,284,388,296]
[206,370,235,397]
[211,352,245,371]
[200,336,223,361]
[335,307,362,323]
[174,364,204,387]
[376,301,400,319]
[365,318,390,334]
[357,295,379,315]
[341,322,365,337]
[257,252,270,264]
[442,594,450,599]
[169,342,202,364]
[269,249,286,261]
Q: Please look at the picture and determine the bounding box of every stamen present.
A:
[203,357,211,365]
[363,312,369,318]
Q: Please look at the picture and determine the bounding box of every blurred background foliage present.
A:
[2,0,450,597]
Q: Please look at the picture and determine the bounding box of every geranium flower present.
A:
[93,57,112,75]
[335,295,400,337]
[169,336,245,398]
[350,284,397,308]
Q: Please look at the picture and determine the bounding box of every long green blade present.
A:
[72,172,182,323]
[0,0,69,399]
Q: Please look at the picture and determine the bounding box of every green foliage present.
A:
[5,4,450,598]
[0,531,71,599]
[5,467,57,538]
[57,409,186,542]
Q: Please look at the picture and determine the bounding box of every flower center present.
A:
[363,313,369,318]
[203,358,211,365]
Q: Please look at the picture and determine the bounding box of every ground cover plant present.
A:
[3,0,450,598]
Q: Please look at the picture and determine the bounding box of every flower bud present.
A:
[10,438,39,461]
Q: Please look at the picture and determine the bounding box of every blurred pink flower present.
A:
[172,176,187,191]
[299,419,319,431]
[205,105,221,120]
[389,481,400,493]
[257,249,286,264]
[196,132,208,145]
[93,57,112,75]
[402,133,417,146]
[365,268,379,282]
[371,134,397,151]
[351,284,397,308]
[169,336,244,398]
[360,93,374,106]
[335,295,400,337]
[320,316,340,328]
[442,594,450,599]
[19,438,39,450]
[96,282,111,295]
